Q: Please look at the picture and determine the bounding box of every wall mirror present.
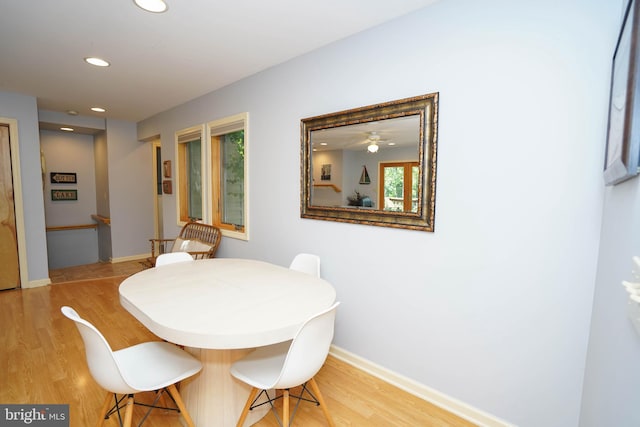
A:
[301,93,438,231]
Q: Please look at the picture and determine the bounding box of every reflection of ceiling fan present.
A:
[366,132,381,153]
[364,131,395,153]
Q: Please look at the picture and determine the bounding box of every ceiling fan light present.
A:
[134,0,168,13]
[367,143,379,153]
[84,57,110,67]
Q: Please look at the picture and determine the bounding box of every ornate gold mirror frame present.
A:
[300,93,438,231]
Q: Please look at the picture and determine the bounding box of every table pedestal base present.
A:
[180,347,269,427]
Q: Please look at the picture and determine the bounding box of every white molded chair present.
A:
[155,251,194,267]
[230,302,339,427]
[289,253,321,277]
[60,306,202,427]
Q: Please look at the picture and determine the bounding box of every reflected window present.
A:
[380,161,419,212]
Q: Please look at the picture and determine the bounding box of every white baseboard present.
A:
[110,254,150,263]
[329,345,515,427]
[24,278,51,288]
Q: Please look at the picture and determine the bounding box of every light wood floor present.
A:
[0,262,477,427]
[48,259,149,283]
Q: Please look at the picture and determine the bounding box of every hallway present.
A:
[49,259,148,283]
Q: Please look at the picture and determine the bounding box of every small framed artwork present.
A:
[51,189,77,201]
[604,0,640,185]
[163,160,172,178]
[50,172,77,184]
[321,164,331,181]
[162,180,172,194]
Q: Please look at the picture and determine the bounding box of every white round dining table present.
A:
[119,257,336,427]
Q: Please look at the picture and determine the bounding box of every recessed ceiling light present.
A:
[91,107,106,113]
[84,57,110,67]
[60,127,74,132]
[66,110,78,116]
[134,0,168,13]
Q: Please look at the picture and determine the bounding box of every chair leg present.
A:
[282,389,290,427]
[122,395,135,427]
[156,388,171,409]
[166,383,196,427]
[236,387,259,427]
[96,392,112,427]
[308,377,335,427]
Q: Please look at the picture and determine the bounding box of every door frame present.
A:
[152,139,163,240]
[1,117,28,287]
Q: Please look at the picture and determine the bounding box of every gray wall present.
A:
[104,119,154,260]
[41,130,99,268]
[138,1,625,425]
[0,91,49,283]
[1,0,633,425]
[94,130,112,261]
[0,94,153,277]
[581,182,640,423]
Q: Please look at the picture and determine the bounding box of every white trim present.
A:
[24,278,51,288]
[329,345,515,427]
[0,118,29,288]
[151,139,163,240]
[110,254,149,263]
[243,113,250,241]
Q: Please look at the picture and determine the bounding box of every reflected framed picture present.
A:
[321,164,331,181]
[604,0,640,185]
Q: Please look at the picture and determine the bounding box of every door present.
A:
[0,124,20,289]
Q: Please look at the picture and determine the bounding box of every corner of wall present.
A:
[23,278,52,288]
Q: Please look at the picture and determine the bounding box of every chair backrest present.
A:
[289,253,321,277]
[174,222,222,259]
[60,306,136,394]
[275,302,339,389]
[156,252,194,267]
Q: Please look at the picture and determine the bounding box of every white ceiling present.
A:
[0,0,438,123]
[312,115,420,152]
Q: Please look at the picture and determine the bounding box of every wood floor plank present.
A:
[0,269,476,426]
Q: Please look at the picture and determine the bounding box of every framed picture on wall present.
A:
[162,180,172,194]
[51,189,77,201]
[50,172,77,184]
[163,160,172,178]
[604,0,640,185]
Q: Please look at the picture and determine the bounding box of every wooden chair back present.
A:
[176,222,222,260]
[148,222,222,266]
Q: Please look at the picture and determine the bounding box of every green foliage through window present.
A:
[221,130,244,226]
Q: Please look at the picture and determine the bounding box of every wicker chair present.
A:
[148,222,222,267]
